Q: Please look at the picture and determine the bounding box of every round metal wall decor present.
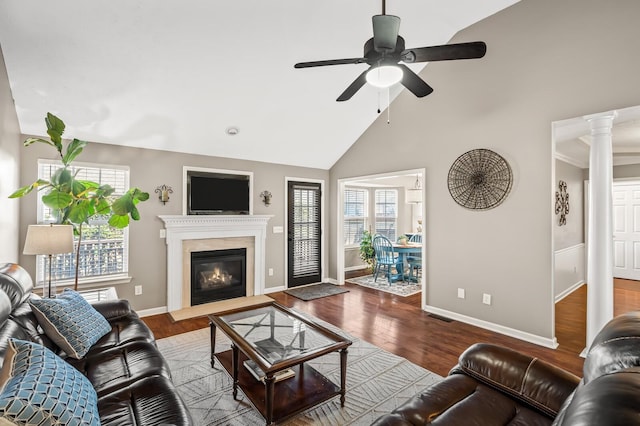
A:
[447,149,513,210]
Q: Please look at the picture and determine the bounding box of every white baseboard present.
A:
[263,285,285,294]
[345,265,368,272]
[137,306,168,318]
[555,281,585,303]
[325,278,340,285]
[422,305,559,349]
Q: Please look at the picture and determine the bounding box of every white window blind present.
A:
[36,159,130,285]
[344,188,368,246]
[375,189,397,241]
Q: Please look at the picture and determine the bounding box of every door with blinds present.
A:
[287,181,322,287]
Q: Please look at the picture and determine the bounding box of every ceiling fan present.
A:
[294,0,487,102]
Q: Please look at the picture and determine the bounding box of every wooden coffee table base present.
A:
[216,350,341,424]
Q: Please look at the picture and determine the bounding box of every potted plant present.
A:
[359,230,375,272]
[10,112,149,290]
[398,234,408,245]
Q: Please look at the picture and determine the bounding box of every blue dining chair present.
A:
[407,234,422,282]
[372,234,402,284]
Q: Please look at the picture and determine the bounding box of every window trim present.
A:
[35,159,132,288]
[374,188,398,241]
[343,187,368,248]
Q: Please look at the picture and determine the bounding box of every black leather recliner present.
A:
[372,311,640,425]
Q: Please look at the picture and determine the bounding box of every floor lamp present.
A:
[23,224,74,298]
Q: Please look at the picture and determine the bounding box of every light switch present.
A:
[273,226,284,234]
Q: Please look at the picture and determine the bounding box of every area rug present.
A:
[284,282,349,301]
[347,275,421,297]
[157,314,441,425]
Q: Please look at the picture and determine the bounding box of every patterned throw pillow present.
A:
[0,339,100,425]
[29,289,111,359]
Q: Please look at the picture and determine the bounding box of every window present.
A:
[36,159,130,285]
[343,188,368,246]
[375,189,397,240]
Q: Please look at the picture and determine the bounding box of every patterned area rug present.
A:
[347,275,422,297]
[284,283,349,301]
[157,315,441,425]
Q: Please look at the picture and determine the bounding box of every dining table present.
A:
[392,243,422,282]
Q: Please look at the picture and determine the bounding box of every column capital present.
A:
[584,111,617,134]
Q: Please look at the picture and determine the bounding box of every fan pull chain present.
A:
[377,91,381,114]
[387,87,391,124]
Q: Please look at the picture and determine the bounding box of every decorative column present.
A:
[585,111,616,349]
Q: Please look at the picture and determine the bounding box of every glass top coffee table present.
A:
[208,301,352,425]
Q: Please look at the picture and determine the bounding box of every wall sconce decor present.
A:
[555,180,569,226]
[260,191,272,206]
[155,184,173,205]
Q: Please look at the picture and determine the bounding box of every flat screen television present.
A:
[186,170,251,215]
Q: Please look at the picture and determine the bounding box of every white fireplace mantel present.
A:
[159,215,272,312]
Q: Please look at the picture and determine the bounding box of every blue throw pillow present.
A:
[0,339,100,425]
[29,289,111,359]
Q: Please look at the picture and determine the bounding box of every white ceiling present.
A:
[555,105,640,168]
[0,0,518,169]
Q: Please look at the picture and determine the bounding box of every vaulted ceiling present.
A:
[0,0,518,169]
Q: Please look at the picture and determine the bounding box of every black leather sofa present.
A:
[372,311,640,425]
[0,263,193,425]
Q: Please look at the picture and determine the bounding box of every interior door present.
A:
[613,182,640,280]
[287,181,322,287]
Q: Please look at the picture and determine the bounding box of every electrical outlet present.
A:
[482,293,491,305]
[457,288,465,299]
[135,285,142,295]
[268,268,274,276]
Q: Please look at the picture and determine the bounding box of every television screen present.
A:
[187,171,250,214]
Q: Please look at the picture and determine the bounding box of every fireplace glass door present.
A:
[191,248,246,305]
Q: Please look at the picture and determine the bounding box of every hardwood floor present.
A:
[142,278,640,378]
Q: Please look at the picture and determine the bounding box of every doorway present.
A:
[287,180,322,287]
[553,104,640,352]
[336,168,426,303]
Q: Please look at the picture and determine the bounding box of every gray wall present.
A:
[614,164,640,180]
[329,0,640,340]
[0,45,20,263]
[554,160,584,251]
[18,140,328,311]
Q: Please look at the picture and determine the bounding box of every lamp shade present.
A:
[406,189,422,204]
[23,225,74,255]
[366,65,403,88]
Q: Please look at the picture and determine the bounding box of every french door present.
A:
[287,181,322,287]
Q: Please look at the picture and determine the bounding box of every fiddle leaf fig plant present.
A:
[9,112,150,290]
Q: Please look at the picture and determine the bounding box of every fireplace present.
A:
[159,215,271,312]
[191,248,246,306]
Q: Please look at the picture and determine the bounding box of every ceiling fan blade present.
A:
[401,41,487,63]
[372,15,400,52]
[295,58,366,68]
[337,68,370,102]
[398,64,433,98]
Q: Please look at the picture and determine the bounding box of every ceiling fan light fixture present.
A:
[366,65,403,88]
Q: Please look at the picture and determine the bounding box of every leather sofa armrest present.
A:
[453,343,580,417]
[91,299,137,321]
[370,413,413,425]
